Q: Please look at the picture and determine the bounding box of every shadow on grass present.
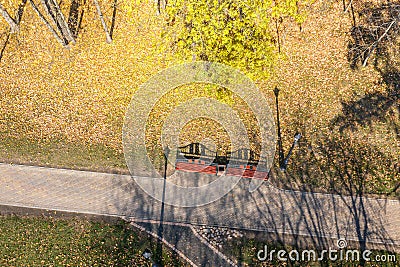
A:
[0,215,185,266]
[337,0,400,137]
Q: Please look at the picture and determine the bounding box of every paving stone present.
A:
[0,162,399,265]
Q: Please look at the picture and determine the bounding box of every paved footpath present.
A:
[0,163,399,265]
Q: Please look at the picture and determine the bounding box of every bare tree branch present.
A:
[362,20,396,67]
[348,2,400,68]
[93,0,112,43]
[344,0,353,13]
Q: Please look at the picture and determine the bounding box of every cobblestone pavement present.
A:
[130,221,237,267]
[0,163,399,265]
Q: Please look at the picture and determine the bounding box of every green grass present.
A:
[0,215,185,267]
[0,136,128,174]
[0,214,397,267]
[222,236,399,266]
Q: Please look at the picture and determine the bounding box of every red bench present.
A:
[175,162,217,175]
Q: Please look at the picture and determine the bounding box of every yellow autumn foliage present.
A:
[0,0,398,194]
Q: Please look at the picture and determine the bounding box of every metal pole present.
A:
[274,87,285,168]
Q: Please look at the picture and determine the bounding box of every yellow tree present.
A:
[161,0,308,80]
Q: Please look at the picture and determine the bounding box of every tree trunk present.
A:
[49,0,75,43]
[156,0,166,15]
[0,0,27,33]
[68,0,80,38]
[0,3,19,32]
[40,0,75,44]
[29,0,69,48]
[109,0,117,39]
[40,0,66,43]
[15,0,28,24]
[93,0,112,43]
[0,33,11,62]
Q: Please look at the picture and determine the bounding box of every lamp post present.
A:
[154,146,169,266]
[274,87,301,171]
[274,87,285,169]
[163,146,170,179]
[280,133,301,171]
